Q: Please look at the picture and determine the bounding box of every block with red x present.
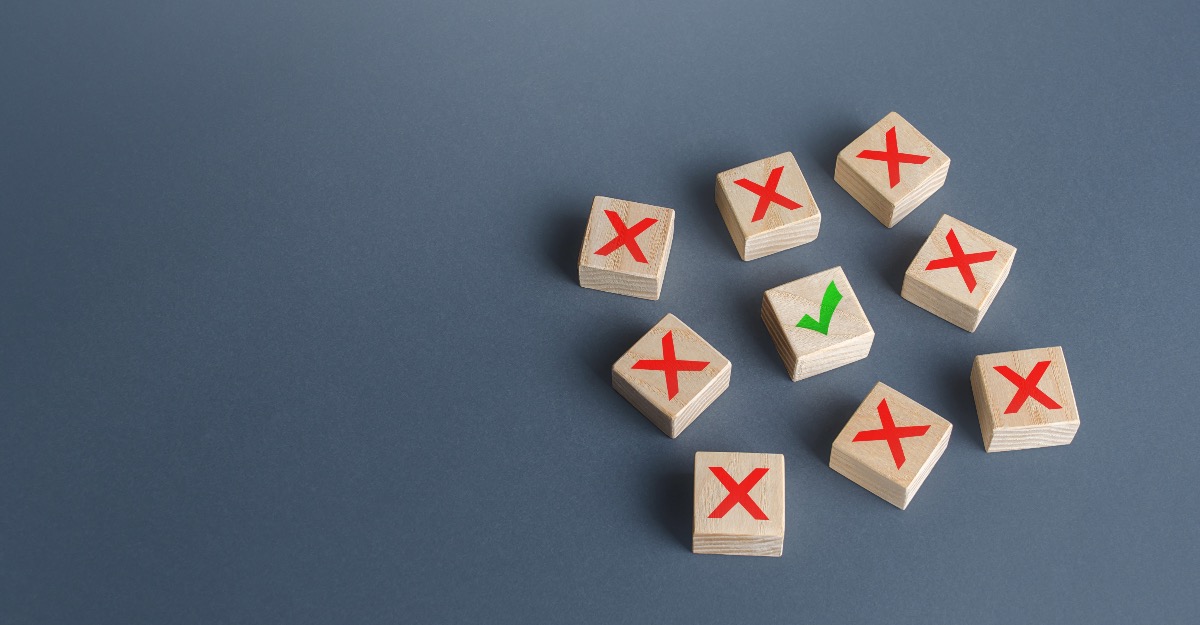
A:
[834,112,950,227]
[715,152,821,261]
[578,196,676,300]
[693,451,785,557]
[902,214,1017,332]
[830,382,952,510]
[971,346,1080,452]
[612,314,731,438]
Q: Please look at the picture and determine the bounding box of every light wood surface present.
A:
[761,266,874,381]
[578,196,675,300]
[830,382,952,510]
[834,112,950,227]
[901,214,1016,331]
[715,152,821,261]
[612,314,731,438]
[971,346,1080,452]
[693,451,785,557]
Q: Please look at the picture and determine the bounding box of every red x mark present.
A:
[994,361,1062,414]
[594,210,658,263]
[707,466,770,520]
[631,331,710,400]
[856,126,930,188]
[852,399,931,469]
[733,166,802,222]
[924,229,997,293]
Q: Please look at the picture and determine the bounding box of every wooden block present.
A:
[901,214,1017,332]
[834,112,950,227]
[830,382,952,510]
[761,266,875,381]
[612,314,731,438]
[971,346,1080,452]
[715,152,821,261]
[693,451,785,557]
[578,196,675,300]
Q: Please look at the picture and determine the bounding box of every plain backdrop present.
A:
[2,1,1199,623]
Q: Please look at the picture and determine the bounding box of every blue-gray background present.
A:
[3,1,1198,623]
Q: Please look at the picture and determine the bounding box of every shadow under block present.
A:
[715,152,821,261]
[693,451,785,557]
[901,214,1016,332]
[834,112,950,227]
[830,382,952,510]
[971,346,1080,452]
[578,196,675,300]
[612,314,731,438]
[761,266,874,381]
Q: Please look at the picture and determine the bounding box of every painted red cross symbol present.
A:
[856,126,930,188]
[631,331,710,400]
[924,229,997,293]
[733,166,802,222]
[594,209,658,263]
[707,466,770,520]
[852,399,931,469]
[994,361,1062,414]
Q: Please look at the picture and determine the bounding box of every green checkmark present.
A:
[796,280,842,335]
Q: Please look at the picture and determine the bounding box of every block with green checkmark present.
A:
[761,267,875,381]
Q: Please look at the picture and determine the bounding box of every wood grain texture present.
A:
[901,214,1016,332]
[612,314,731,438]
[578,196,675,300]
[834,112,950,227]
[971,346,1080,452]
[761,266,874,381]
[715,152,821,261]
[693,451,785,557]
[830,382,952,510]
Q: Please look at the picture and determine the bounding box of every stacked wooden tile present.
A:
[835,112,949,228]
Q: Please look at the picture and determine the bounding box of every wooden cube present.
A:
[612,314,731,438]
[578,196,675,300]
[830,382,952,510]
[901,214,1016,332]
[715,152,821,261]
[971,346,1080,452]
[834,112,950,227]
[693,451,785,557]
[761,266,875,381]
